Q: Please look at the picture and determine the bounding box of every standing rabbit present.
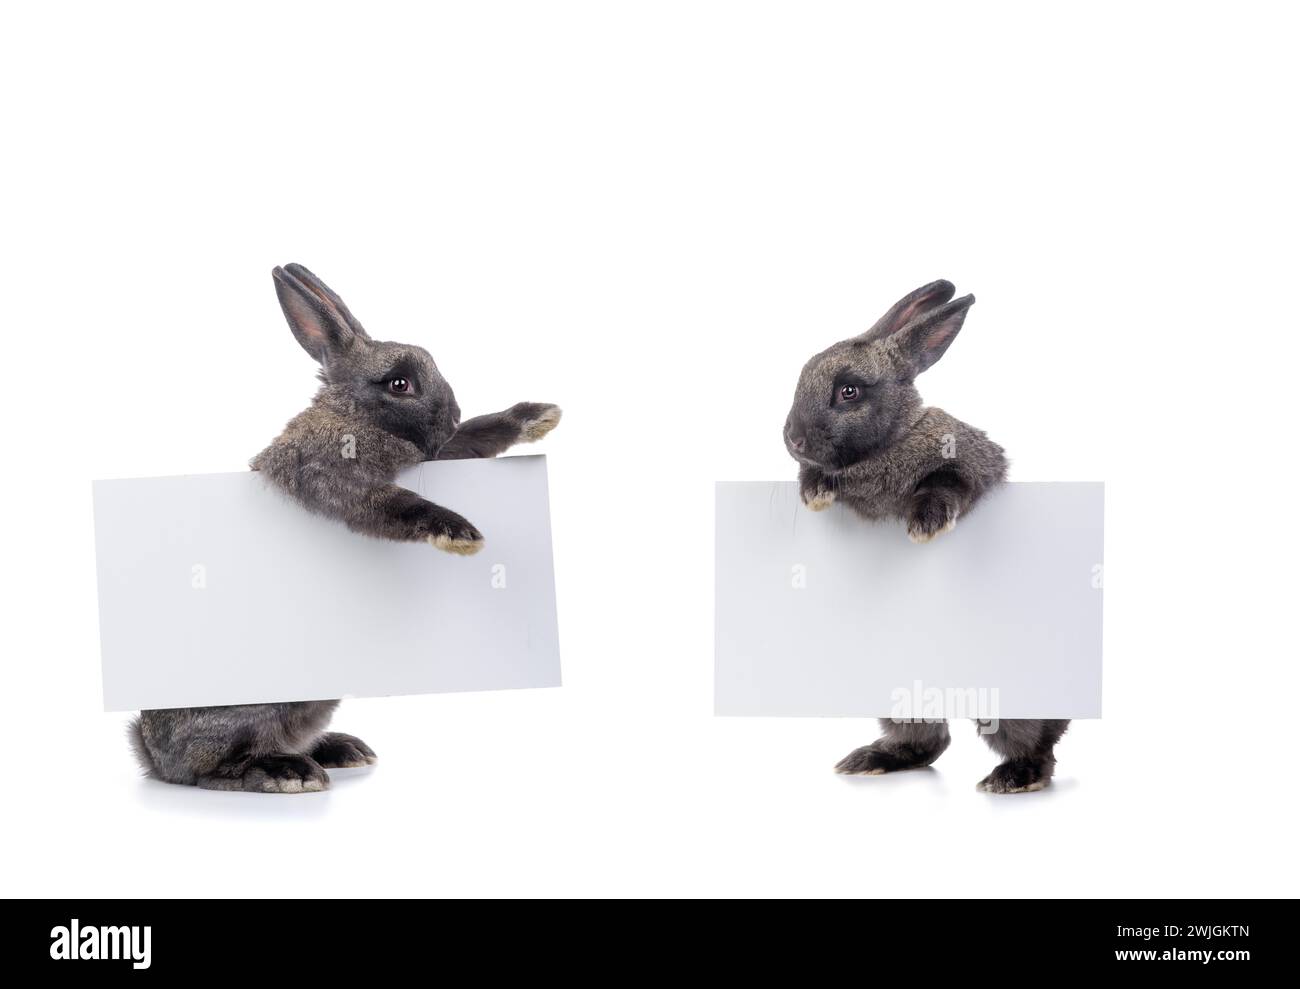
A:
[783,279,1068,793]
[129,263,562,792]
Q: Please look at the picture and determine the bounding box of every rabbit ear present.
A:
[855,279,956,345]
[892,294,975,376]
[281,263,370,341]
[272,265,365,362]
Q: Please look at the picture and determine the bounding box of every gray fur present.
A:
[787,279,1069,791]
[130,263,562,792]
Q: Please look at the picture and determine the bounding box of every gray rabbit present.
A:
[129,263,561,792]
[784,279,1068,792]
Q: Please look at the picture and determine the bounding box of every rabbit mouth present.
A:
[784,437,811,463]
[785,440,837,472]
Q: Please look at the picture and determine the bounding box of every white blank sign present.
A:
[93,455,561,711]
[714,482,1103,719]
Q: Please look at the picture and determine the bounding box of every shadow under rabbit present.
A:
[132,764,376,819]
[836,765,1079,800]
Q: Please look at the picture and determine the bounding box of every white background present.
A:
[2,1,1296,898]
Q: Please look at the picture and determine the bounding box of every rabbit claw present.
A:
[804,488,836,511]
[311,732,377,769]
[429,531,484,555]
[199,754,330,794]
[907,495,957,542]
[976,760,1052,794]
[907,515,956,543]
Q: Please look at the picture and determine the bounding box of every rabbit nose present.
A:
[786,414,809,452]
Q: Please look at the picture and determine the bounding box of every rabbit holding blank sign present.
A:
[784,280,1068,792]
[129,264,561,792]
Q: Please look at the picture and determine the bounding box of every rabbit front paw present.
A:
[907,494,957,543]
[799,467,836,511]
[422,508,484,556]
[802,486,836,511]
[512,402,563,442]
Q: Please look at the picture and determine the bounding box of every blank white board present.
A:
[93,455,560,711]
[714,482,1103,719]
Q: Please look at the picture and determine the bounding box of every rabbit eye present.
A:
[838,384,859,402]
[389,378,411,394]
